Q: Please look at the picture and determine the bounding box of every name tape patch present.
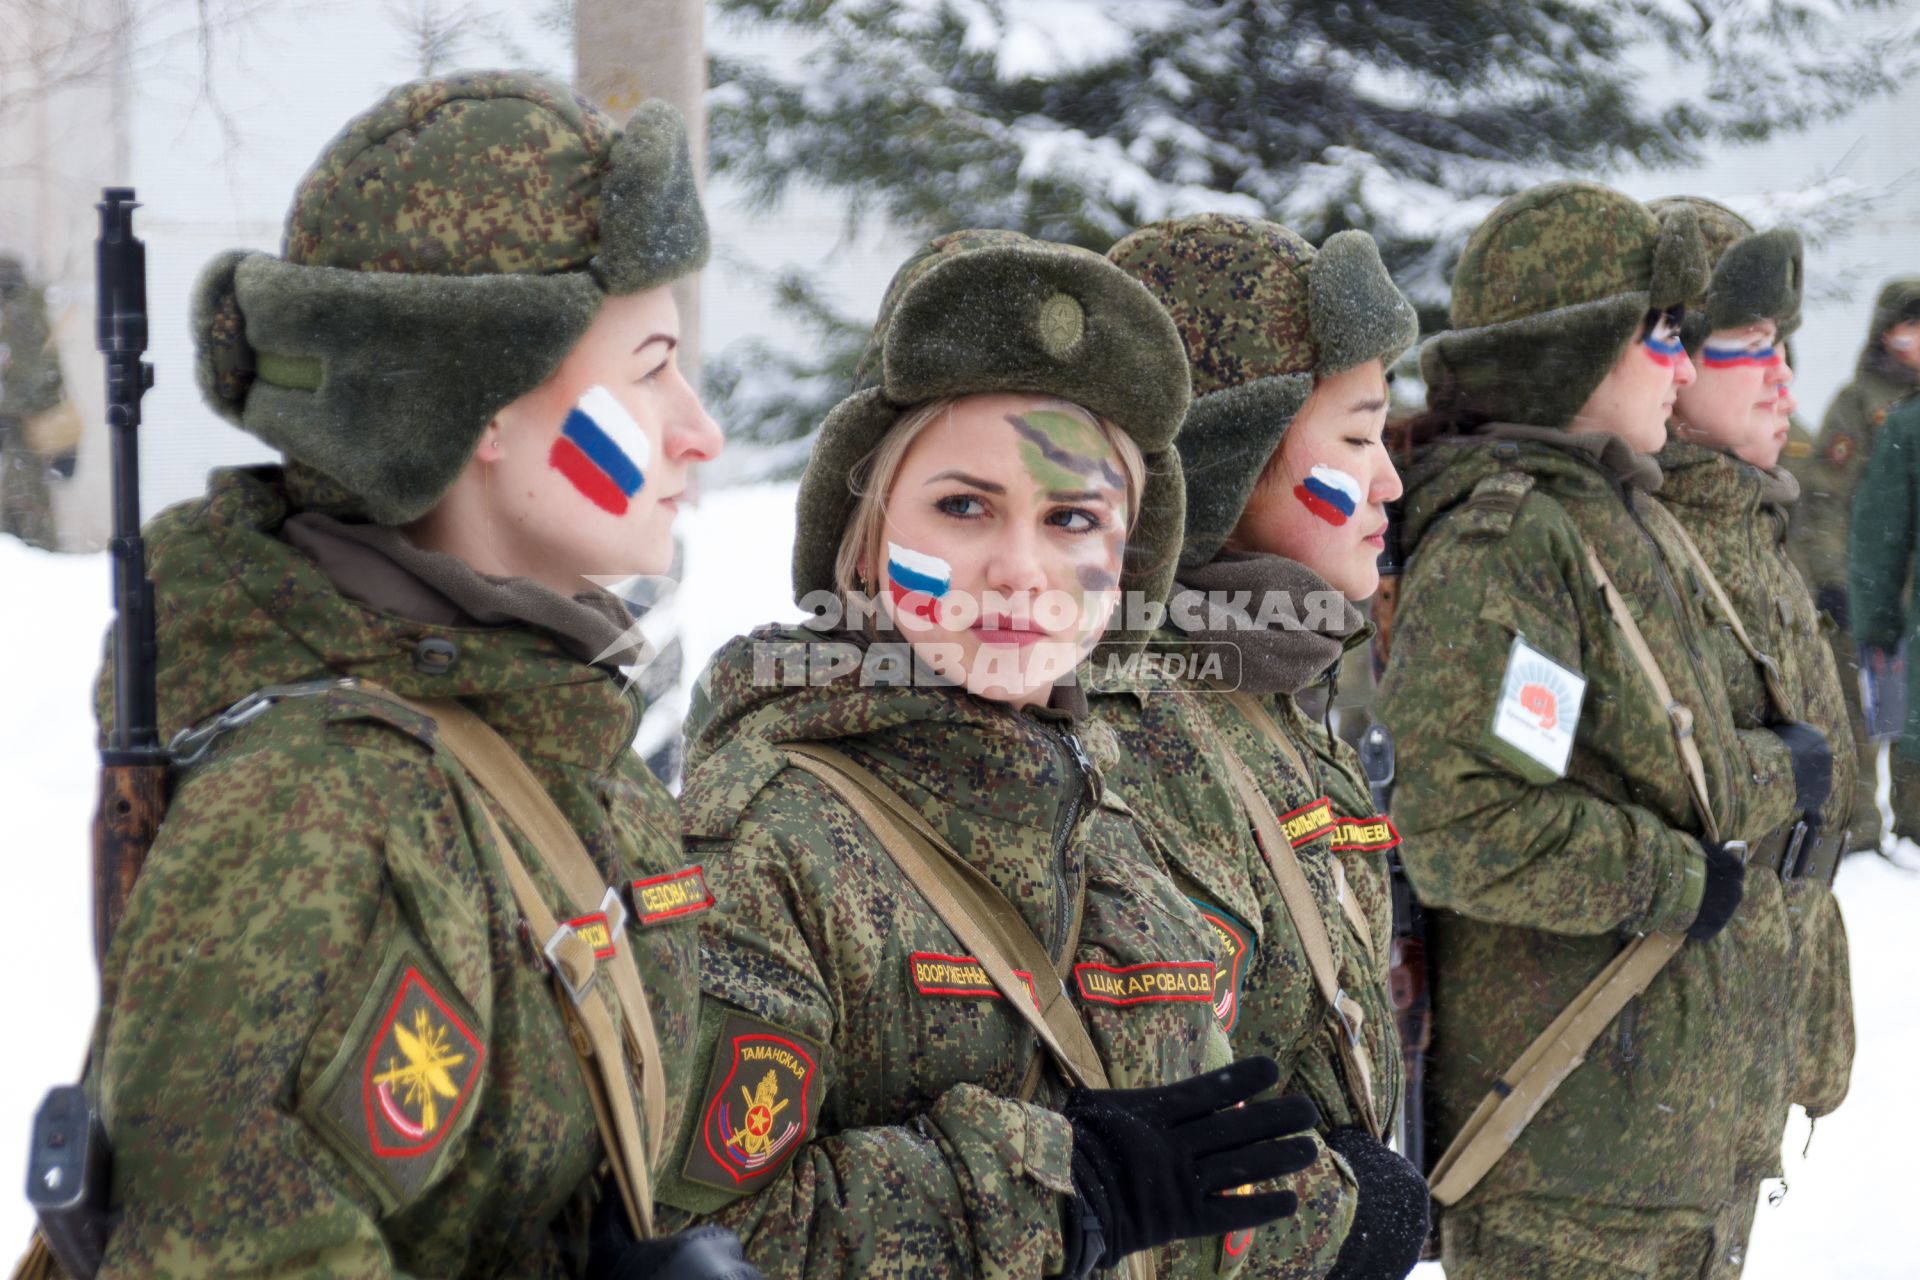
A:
[1491,635,1587,778]
[682,1010,825,1193]
[1329,814,1400,853]
[566,911,617,960]
[908,952,1039,1007]
[1073,960,1216,1007]
[1278,797,1336,848]
[631,865,715,926]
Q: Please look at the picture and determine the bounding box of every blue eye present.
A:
[1049,508,1105,534]
[936,494,985,518]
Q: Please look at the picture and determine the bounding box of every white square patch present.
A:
[1491,635,1587,778]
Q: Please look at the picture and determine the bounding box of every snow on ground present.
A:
[2,503,1915,1271]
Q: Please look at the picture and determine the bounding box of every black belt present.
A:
[1750,820,1849,887]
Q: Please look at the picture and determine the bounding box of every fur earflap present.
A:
[1421,293,1649,430]
[1175,374,1313,570]
[1309,230,1421,376]
[592,98,711,295]
[1649,203,1711,314]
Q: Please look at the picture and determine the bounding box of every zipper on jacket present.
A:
[1045,725,1093,960]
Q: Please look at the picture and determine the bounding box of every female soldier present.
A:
[88,73,734,1277]
[1649,200,1855,1199]
[655,231,1324,1278]
[1375,181,1830,1278]
[1096,214,1430,1280]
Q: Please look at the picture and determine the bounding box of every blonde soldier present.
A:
[1098,215,1430,1280]
[656,232,1326,1279]
[1376,182,1830,1278]
[1650,194,1856,1256]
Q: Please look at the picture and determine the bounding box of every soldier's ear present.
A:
[474,423,507,464]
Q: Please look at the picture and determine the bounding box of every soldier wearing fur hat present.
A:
[85,72,742,1277]
[1374,181,1831,1277]
[1648,195,1856,1260]
[1095,214,1429,1280]
[655,230,1328,1278]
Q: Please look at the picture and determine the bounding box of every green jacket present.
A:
[657,629,1346,1279]
[1374,426,1802,1213]
[1849,397,1920,758]
[1656,441,1855,1129]
[87,467,701,1278]
[1092,629,1394,1278]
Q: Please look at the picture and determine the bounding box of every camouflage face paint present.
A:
[1641,316,1687,368]
[1293,464,1362,527]
[886,542,951,622]
[1006,410,1126,495]
[548,385,652,515]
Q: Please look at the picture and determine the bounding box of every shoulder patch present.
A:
[680,736,792,840]
[682,1009,825,1193]
[1277,796,1336,848]
[631,865,716,925]
[303,937,486,1212]
[1826,431,1856,466]
[1073,960,1216,1007]
[1329,813,1400,852]
[1186,899,1255,1033]
[1452,471,1537,541]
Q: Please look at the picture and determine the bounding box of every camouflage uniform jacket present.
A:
[1788,346,1920,608]
[1094,640,1398,1279]
[86,467,701,1278]
[1657,440,1856,1132]
[1374,427,1803,1214]
[657,628,1337,1279]
[1850,397,1920,752]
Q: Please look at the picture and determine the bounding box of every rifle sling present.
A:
[1425,539,1719,1206]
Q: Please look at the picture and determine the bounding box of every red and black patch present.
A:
[1826,432,1855,466]
[1329,814,1400,853]
[682,1010,825,1193]
[362,967,485,1160]
[1187,899,1254,1033]
[1277,797,1335,848]
[631,865,715,926]
[908,951,1038,1007]
[1073,960,1216,1007]
[567,911,618,960]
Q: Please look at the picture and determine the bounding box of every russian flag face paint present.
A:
[1641,319,1687,368]
[1293,464,1362,527]
[886,542,952,621]
[548,385,653,516]
[1700,340,1781,370]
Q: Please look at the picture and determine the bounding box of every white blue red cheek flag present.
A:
[549,385,654,515]
[887,542,952,620]
[1293,464,1361,527]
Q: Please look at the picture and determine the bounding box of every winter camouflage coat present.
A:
[85,467,701,1278]
[1092,636,1396,1278]
[1849,397,1920,758]
[1375,427,1803,1214]
[1656,439,1856,1128]
[655,628,1348,1279]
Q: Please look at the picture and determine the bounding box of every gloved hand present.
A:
[1814,585,1848,631]
[1058,1056,1318,1276]
[586,1191,765,1280]
[1686,840,1747,942]
[1768,719,1832,816]
[1323,1127,1430,1280]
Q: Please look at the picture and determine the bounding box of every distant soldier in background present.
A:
[0,254,76,549]
[1788,277,1920,849]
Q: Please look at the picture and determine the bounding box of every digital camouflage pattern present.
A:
[86,467,701,1278]
[656,628,1351,1278]
[0,262,67,547]
[1375,428,1804,1249]
[1657,439,1856,1127]
[1447,183,1675,331]
[1093,636,1398,1279]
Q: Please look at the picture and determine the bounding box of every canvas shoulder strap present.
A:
[370,688,667,1239]
[1663,517,1797,722]
[1425,536,1717,1205]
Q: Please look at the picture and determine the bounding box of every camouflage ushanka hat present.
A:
[1421,180,1710,430]
[193,71,708,525]
[1108,214,1418,570]
[791,229,1192,652]
[1648,196,1803,350]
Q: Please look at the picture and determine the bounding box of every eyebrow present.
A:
[1047,488,1112,503]
[634,335,678,355]
[1349,397,1388,414]
[924,470,1007,494]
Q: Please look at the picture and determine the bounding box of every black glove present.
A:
[1814,584,1848,631]
[1323,1127,1430,1280]
[1059,1056,1318,1276]
[586,1191,764,1280]
[1768,719,1833,815]
[1686,840,1747,942]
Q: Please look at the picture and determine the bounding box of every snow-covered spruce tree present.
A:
[706,0,1909,455]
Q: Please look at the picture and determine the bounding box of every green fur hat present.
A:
[1648,196,1803,349]
[1868,277,1920,344]
[791,229,1192,650]
[1421,180,1710,430]
[192,70,709,525]
[1108,214,1417,570]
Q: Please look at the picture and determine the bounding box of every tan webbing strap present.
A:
[1215,748,1382,1138]
[1665,520,1797,723]
[1425,541,1719,1205]
[465,797,658,1238]
[1221,689,1311,780]
[782,745,1109,1091]
[410,695,668,1159]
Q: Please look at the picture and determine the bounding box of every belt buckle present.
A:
[1721,839,1749,866]
[543,924,599,1006]
[1781,821,1811,881]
